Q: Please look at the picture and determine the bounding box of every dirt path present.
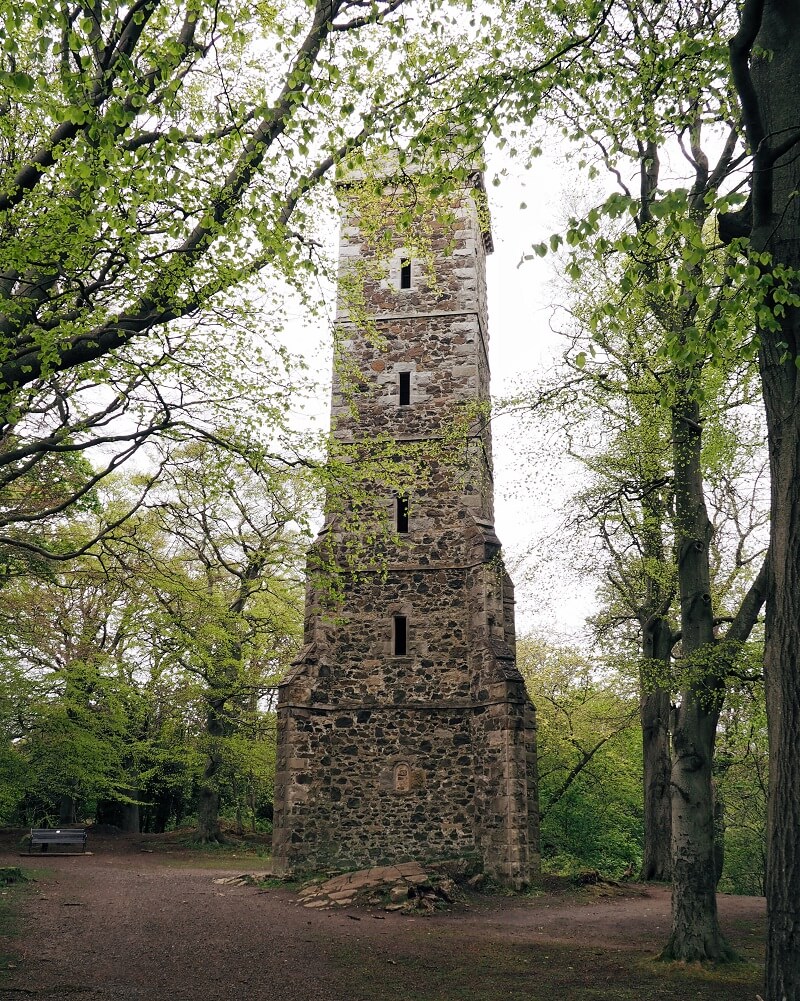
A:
[0,841,766,1001]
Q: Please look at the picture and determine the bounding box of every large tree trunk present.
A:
[196,698,226,843]
[640,617,673,881]
[661,394,734,961]
[196,782,222,843]
[664,694,734,960]
[58,795,77,826]
[761,374,800,999]
[727,5,800,996]
[760,344,800,1000]
[756,307,800,1000]
[121,794,140,835]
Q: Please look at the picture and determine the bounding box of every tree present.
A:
[126,442,305,841]
[507,0,744,895]
[715,680,768,896]
[0,445,306,834]
[505,0,776,959]
[722,5,800,997]
[0,0,614,562]
[525,296,768,908]
[0,0,458,559]
[663,361,766,962]
[0,0,610,396]
[558,308,680,884]
[0,0,454,390]
[518,634,641,877]
[0,526,151,824]
[0,320,306,567]
[548,316,767,887]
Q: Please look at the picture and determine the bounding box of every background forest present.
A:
[0,505,768,900]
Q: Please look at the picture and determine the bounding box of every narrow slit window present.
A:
[399,257,412,289]
[396,494,409,533]
[399,371,411,406]
[393,615,408,656]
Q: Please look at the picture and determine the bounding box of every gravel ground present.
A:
[0,835,766,1001]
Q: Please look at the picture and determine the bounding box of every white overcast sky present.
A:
[484,152,597,637]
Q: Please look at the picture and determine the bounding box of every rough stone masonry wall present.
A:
[272,176,538,886]
[273,564,484,871]
[275,707,480,870]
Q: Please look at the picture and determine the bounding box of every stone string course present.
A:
[272,174,540,889]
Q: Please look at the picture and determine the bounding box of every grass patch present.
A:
[136,833,272,867]
[323,927,763,1001]
[0,868,30,887]
[0,867,37,979]
[151,850,273,870]
[257,876,304,890]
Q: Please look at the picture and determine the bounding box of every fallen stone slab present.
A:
[213,872,275,886]
[295,861,461,912]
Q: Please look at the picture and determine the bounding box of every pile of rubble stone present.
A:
[212,859,486,912]
[296,860,464,913]
[213,872,274,887]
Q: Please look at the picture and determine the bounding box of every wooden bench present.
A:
[27,828,87,855]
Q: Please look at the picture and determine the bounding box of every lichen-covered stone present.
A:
[272,170,540,889]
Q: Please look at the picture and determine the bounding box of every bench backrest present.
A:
[30,828,86,843]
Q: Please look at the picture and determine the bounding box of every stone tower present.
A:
[272,165,539,888]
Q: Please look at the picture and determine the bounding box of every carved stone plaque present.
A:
[394,762,411,793]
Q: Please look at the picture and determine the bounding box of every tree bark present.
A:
[640,617,673,881]
[664,691,735,960]
[122,795,140,835]
[761,388,800,1000]
[662,393,735,961]
[58,795,77,826]
[756,314,800,1000]
[636,474,677,882]
[196,782,222,843]
[760,341,800,999]
[712,786,725,888]
[196,697,226,843]
[726,4,800,996]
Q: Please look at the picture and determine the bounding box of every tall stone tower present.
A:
[272,165,539,888]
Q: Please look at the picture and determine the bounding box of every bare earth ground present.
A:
[0,831,766,1001]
